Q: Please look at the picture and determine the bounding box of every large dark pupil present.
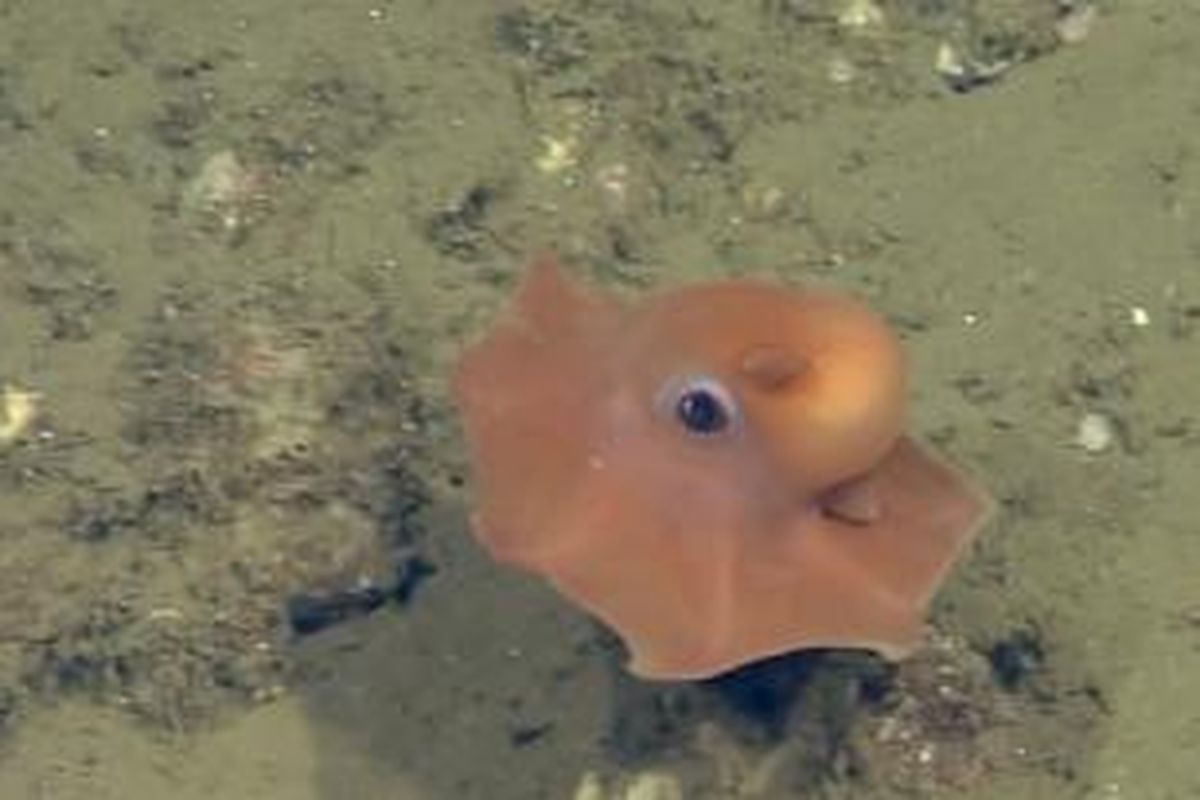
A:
[676,389,728,434]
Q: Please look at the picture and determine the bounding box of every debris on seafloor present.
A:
[285,553,439,636]
[572,769,684,800]
[934,42,1012,94]
[694,721,799,798]
[1055,3,1098,45]
[537,133,580,175]
[1128,306,1150,328]
[532,99,591,181]
[1075,411,1116,454]
[181,150,272,234]
[0,384,40,444]
[838,0,885,30]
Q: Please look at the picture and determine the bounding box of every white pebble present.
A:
[1056,4,1097,45]
[839,0,884,28]
[1075,412,1115,453]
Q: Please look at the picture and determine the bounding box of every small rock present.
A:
[0,384,40,444]
[623,772,683,800]
[1075,412,1114,453]
[1056,4,1097,45]
[838,0,884,29]
[571,770,685,800]
[573,772,606,800]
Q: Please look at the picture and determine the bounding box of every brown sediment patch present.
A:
[0,275,443,730]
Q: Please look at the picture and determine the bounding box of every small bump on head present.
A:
[739,345,807,391]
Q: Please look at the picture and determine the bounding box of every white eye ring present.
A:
[656,374,741,437]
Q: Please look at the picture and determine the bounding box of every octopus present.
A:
[453,255,991,680]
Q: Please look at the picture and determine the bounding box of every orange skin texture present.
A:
[453,256,992,680]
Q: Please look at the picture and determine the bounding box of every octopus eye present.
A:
[670,376,738,436]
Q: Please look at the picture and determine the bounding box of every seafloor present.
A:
[0,1,1197,798]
